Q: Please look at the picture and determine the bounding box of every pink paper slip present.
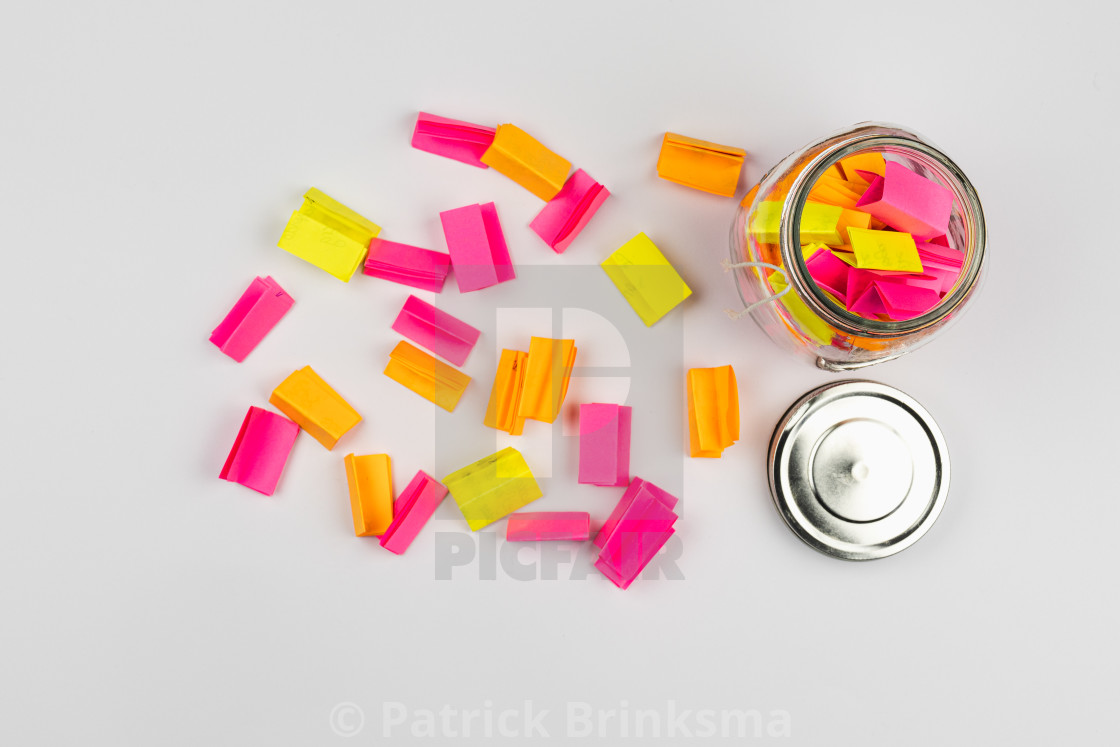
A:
[875,281,942,316]
[506,512,591,541]
[915,241,965,267]
[806,249,851,303]
[594,478,679,550]
[529,169,610,253]
[593,479,679,590]
[219,406,299,496]
[390,295,481,367]
[578,403,632,487]
[209,276,293,362]
[363,238,450,293]
[380,470,449,555]
[849,284,889,318]
[855,161,954,240]
[411,112,496,169]
[439,202,516,292]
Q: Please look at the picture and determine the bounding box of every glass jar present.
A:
[729,123,987,370]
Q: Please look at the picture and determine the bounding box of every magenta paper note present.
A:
[439,202,516,292]
[806,249,851,302]
[411,112,496,169]
[915,241,964,266]
[219,406,299,496]
[506,512,591,541]
[390,295,481,367]
[874,281,942,316]
[209,276,293,362]
[380,471,449,555]
[855,161,954,240]
[578,403,632,487]
[363,238,450,293]
[593,478,679,590]
[529,169,609,253]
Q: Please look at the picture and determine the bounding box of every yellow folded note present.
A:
[384,341,471,412]
[518,337,576,424]
[656,132,746,197]
[269,365,362,450]
[749,201,843,245]
[277,188,380,282]
[480,124,571,201]
[687,365,740,458]
[848,227,923,272]
[443,447,543,531]
[344,453,393,537]
[601,233,692,327]
[483,349,529,435]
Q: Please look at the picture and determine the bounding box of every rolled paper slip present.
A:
[380,471,449,555]
[517,337,576,424]
[578,403,632,486]
[209,276,293,362]
[344,453,393,537]
[269,366,362,450]
[507,512,591,542]
[277,188,380,282]
[656,132,746,197]
[748,201,843,245]
[601,233,692,327]
[855,161,954,240]
[848,227,923,273]
[411,112,496,169]
[480,124,572,201]
[363,238,450,293]
[439,202,515,292]
[594,478,679,590]
[483,349,529,435]
[443,447,543,531]
[391,295,480,367]
[219,406,299,496]
[383,341,471,412]
[687,365,740,458]
[529,169,609,253]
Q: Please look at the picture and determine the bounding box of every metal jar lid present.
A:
[768,380,949,561]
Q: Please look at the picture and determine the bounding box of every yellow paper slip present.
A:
[601,233,692,327]
[518,337,576,424]
[344,454,393,537]
[656,132,746,197]
[269,365,362,450]
[483,349,528,435]
[384,341,471,412]
[687,365,740,458]
[444,447,543,531]
[277,188,380,282]
[480,124,571,201]
[848,227,923,272]
[749,201,843,245]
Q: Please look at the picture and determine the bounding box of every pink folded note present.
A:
[855,161,954,240]
[411,112,497,169]
[805,248,851,303]
[593,478,679,590]
[875,281,942,316]
[915,241,964,267]
[439,202,516,292]
[390,295,481,367]
[529,169,610,253]
[219,406,300,496]
[578,403,632,487]
[380,470,449,555]
[849,284,889,318]
[363,238,451,293]
[506,512,591,541]
[209,276,294,362]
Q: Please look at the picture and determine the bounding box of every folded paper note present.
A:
[601,233,692,327]
[277,188,380,282]
[874,280,941,317]
[220,406,299,496]
[749,201,843,245]
[805,248,852,303]
[439,202,515,292]
[210,276,294,362]
[380,470,449,555]
[594,478,679,590]
[480,124,571,201]
[444,447,543,531]
[807,175,866,209]
[363,238,450,293]
[837,151,886,184]
[507,512,591,542]
[383,341,471,412]
[269,366,362,450]
[518,337,576,424]
[529,169,609,253]
[483,349,529,435]
[578,403,631,486]
[855,161,954,240]
[656,132,745,197]
[836,207,873,244]
[687,365,740,458]
[344,453,393,537]
[848,227,923,273]
[411,112,496,169]
[391,295,480,367]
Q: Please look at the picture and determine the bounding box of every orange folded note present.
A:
[837,152,886,184]
[344,453,393,537]
[480,124,571,201]
[269,366,362,450]
[656,132,746,197]
[517,337,577,424]
[686,365,740,458]
[383,341,470,412]
[483,349,529,435]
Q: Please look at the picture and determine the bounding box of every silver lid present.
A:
[768,380,949,561]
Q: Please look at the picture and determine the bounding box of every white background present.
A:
[2,1,1117,744]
